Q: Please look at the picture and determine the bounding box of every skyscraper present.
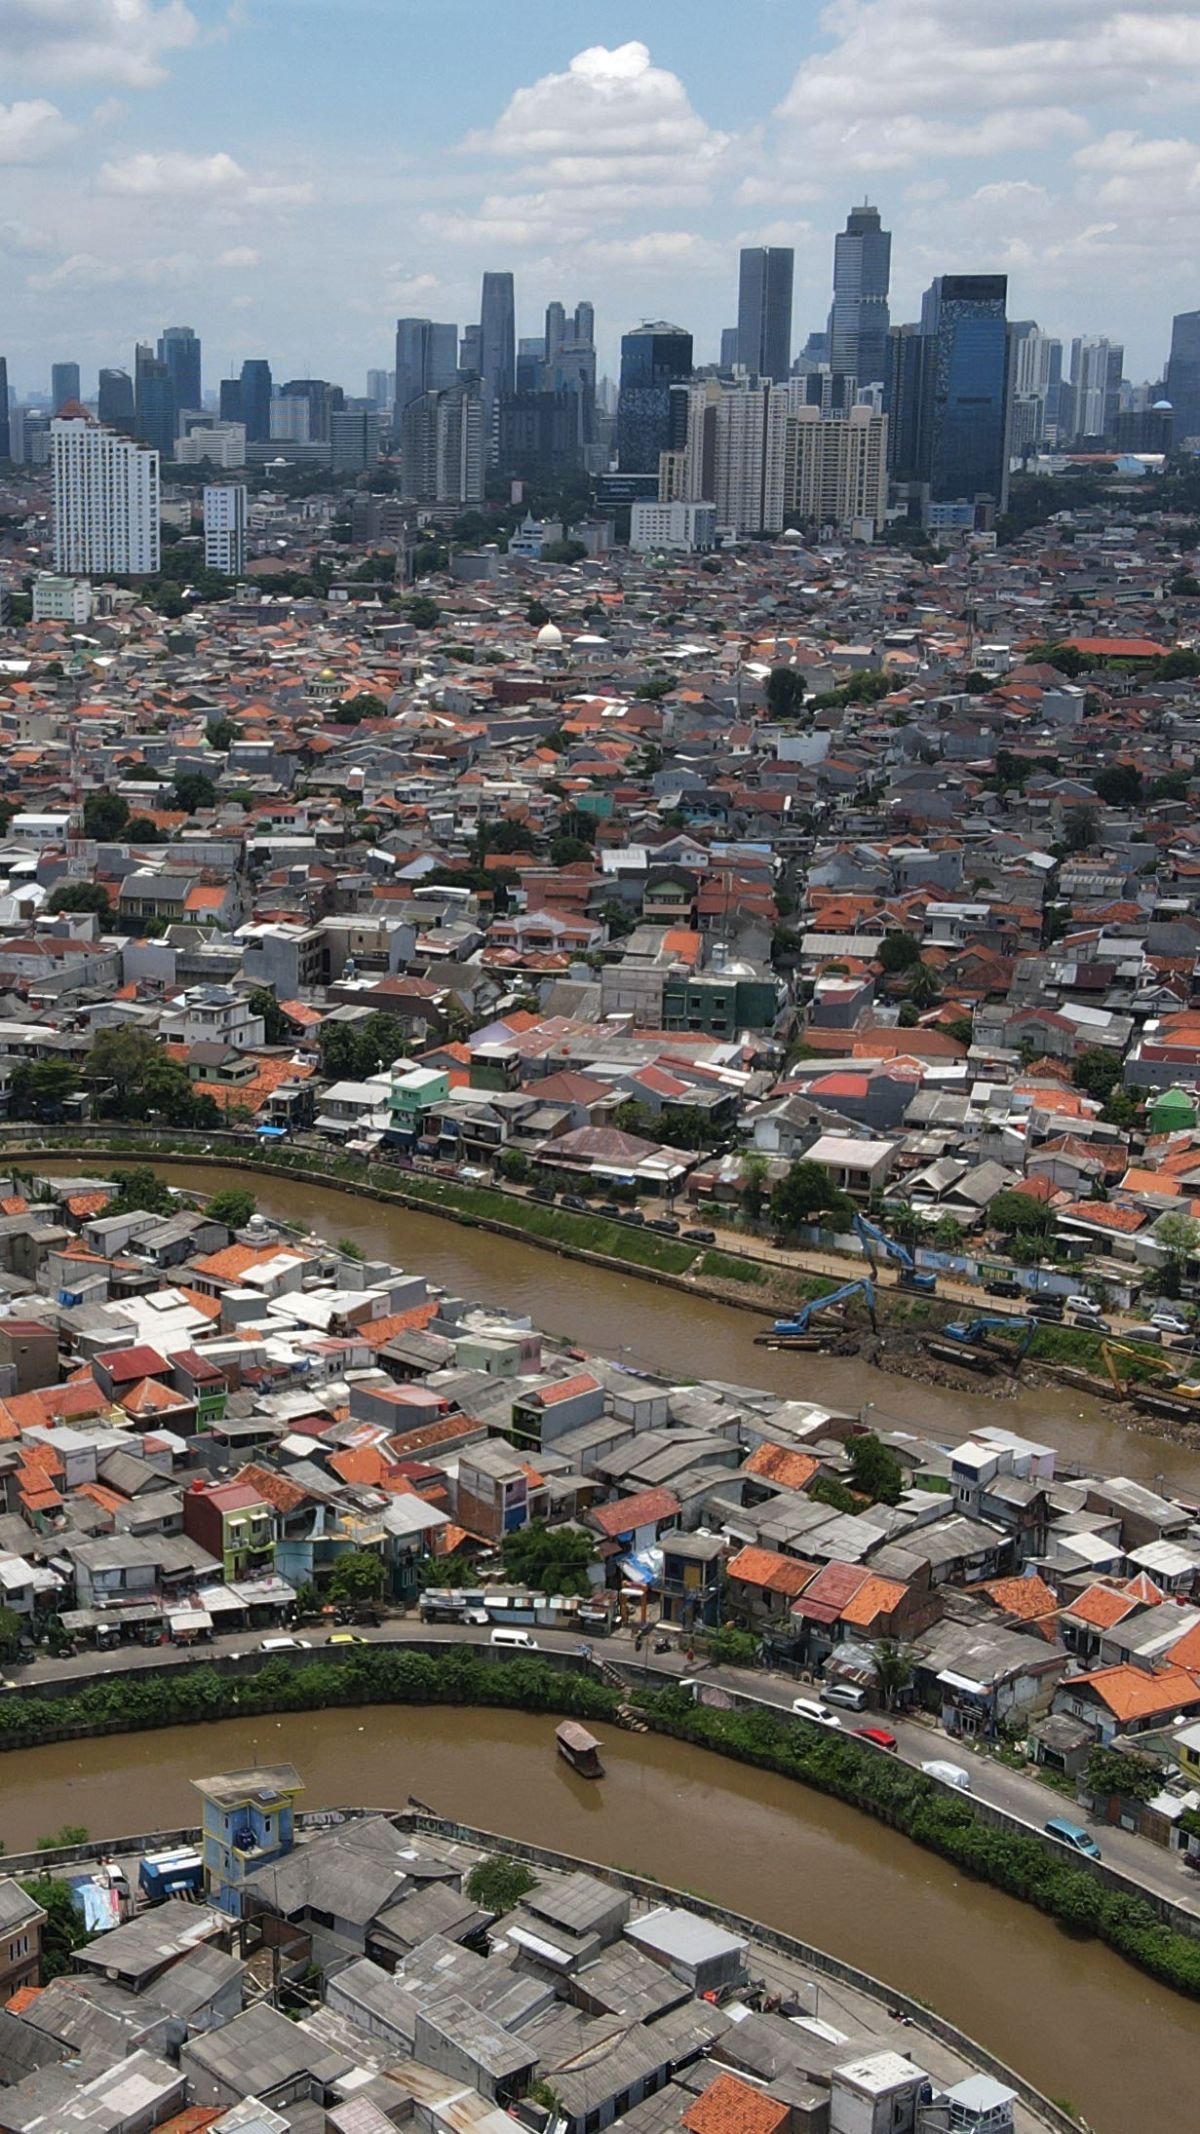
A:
[218,376,243,425]
[545,301,567,361]
[134,344,175,458]
[1069,337,1121,441]
[719,327,740,371]
[0,359,9,462]
[460,324,482,375]
[400,381,484,504]
[830,203,892,387]
[736,248,794,381]
[52,414,159,575]
[393,321,458,431]
[330,402,381,473]
[479,272,516,414]
[366,369,391,409]
[919,274,1010,519]
[203,483,247,576]
[158,326,201,414]
[617,322,693,472]
[51,362,81,413]
[1166,311,1200,449]
[239,360,272,443]
[98,368,135,434]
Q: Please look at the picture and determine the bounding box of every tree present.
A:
[406,595,441,629]
[207,1188,256,1230]
[905,963,941,1008]
[872,1639,916,1710]
[106,1167,176,1217]
[527,599,552,627]
[1092,764,1142,808]
[0,1607,21,1661]
[877,932,921,973]
[249,986,289,1046]
[1064,810,1099,852]
[335,693,389,724]
[206,717,239,752]
[549,834,592,867]
[499,1149,529,1183]
[770,1160,853,1232]
[21,1876,94,1980]
[83,791,129,841]
[499,1520,598,1598]
[932,1214,965,1251]
[1074,1048,1123,1104]
[9,1060,80,1120]
[1086,1744,1162,1802]
[47,880,111,917]
[766,667,807,718]
[1155,1210,1199,1273]
[464,1854,537,1915]
[328,1548,385,1610]
[739,1152,770,1222]
[89,1026,158,1108]
[989,1188,1056,1239]
[172,770,217,814]
[846,1432,904,1506]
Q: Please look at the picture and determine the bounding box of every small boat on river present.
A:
[555,1721,604,1777]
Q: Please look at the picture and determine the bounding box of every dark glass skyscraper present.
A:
[219,377,243,424]
[830,203,891,386]
[240,359,272,442]
[1166,311,1200,448]
[736,248,793,381]
[883,324,928,482]
[51,362,80,412]
[394,319,459,430]
[919,274,1010,514]
[99,368,135,434]
[134,344,176,457]
[617,322,693,472]
[158,326,201,413]
[479,272,516,405]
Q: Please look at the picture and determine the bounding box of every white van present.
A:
[490,1627,538,1650]
[822,1682,868,1712]
[921,1758,971,1792]
[260,1635,311,1652]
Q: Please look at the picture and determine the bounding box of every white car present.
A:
[921,1758,972,1792]
[1150,1312,1189,1336]
[1066,1295,1103,1318]
[792,1696,842,1729]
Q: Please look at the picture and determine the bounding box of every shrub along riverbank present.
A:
[2,1649,1198,1998]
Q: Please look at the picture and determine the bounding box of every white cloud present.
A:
[97,149,312,207]
[26,246,198,291]
[0,0,197,89]
[0,98,76,163]
[215,245,260,268]
[583,230,712,271]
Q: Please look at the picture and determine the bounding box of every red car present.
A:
[853,1726,898,1751]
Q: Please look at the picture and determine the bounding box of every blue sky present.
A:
[3,0,1199,395]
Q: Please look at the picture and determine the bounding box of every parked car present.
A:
[1122,1325,1162,1344]
[1044,1816,1101,1859]
[821,1681,868,1711]
[647,1218,680,1235]
[853,1726,898,1751]
[683,1228,717,1244]
[1067,1295,1103,1318]
[530,1186,556,1203]
[1150,1312,1189,1336]
[596,1202,624,1217]
[792,1696,842,1729]
[561,1194,589,1211]
[921,1758,971,1791]
[328,1631,366,1646]
[1029,1296,1064,1319]
[984,1278,1022,1300]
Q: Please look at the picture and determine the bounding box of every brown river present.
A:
[17,1156,1200,2127]
[5,1704,1199,2133]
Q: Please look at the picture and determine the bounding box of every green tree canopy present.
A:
[770,1160,854,1232]
[46,880,111,917]
[249,987,289,1046]
[82,792,129,841]
[8,1060,79,1120]
[766,667,807,718]
[464,1855,537,1914]
[172,770,217,814]
[105,1166,176,1217]
[876,932,922,973]
[846,1432,905,1505]
[206,1188,256,1230]
[328,1548,386,1609]
[989,1188,1056,1238]
[499,1520,598,1598]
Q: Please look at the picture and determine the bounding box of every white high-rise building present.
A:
[176,422,245,468]
[51,416,159,577]
[785,404,888,534]
[269,394,310,442]
[713,378,791,536]
[203,484,247,577]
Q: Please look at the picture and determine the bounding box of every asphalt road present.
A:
[15,1622,1199,1919]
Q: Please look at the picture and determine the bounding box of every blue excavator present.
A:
[853,1212,937,1294]
[762,1278,878,1347]
[929,1313,1037,1372]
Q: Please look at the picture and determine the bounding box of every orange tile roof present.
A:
[726,1545,815,1598]
[192,1241,307,1283]
[839,1574,909,1628]
[1074,1663,1200,1721]
[683,2074,791,2134]
[1066,1584,1140,1630]
[743,1443,821,1492]
[981,1573,1060,1623]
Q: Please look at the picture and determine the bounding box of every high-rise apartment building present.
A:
[785,404,888,532]
[1166,311,1200,449]
[714,377,791,534]
[460,324,482,375]
[134,345,175,458]
[736,248,794,381]
[719,327,740,371]
[0,359,9,462]
[98,368,135,435]
[479,272,516,411]
[203,483,247,576]
[239,360,272,443]
[393,320,458,431]
[400,381,484,504]
[269,394,310,442]
[280,379,342,443]
[830,203,891,387]
[617,322,693,472]
[366,369,391,409]
[51,362,81,413]
[158,327,201,415]
[51,415,160,576]
[1069,337,1122,442]
[919,274,1010,519]
[330,402,381,473]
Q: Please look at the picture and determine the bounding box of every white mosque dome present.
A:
[536,621,564,649]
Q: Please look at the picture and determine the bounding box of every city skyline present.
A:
[1,2,1198,391]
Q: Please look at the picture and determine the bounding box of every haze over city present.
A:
[3,0,1200,387]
